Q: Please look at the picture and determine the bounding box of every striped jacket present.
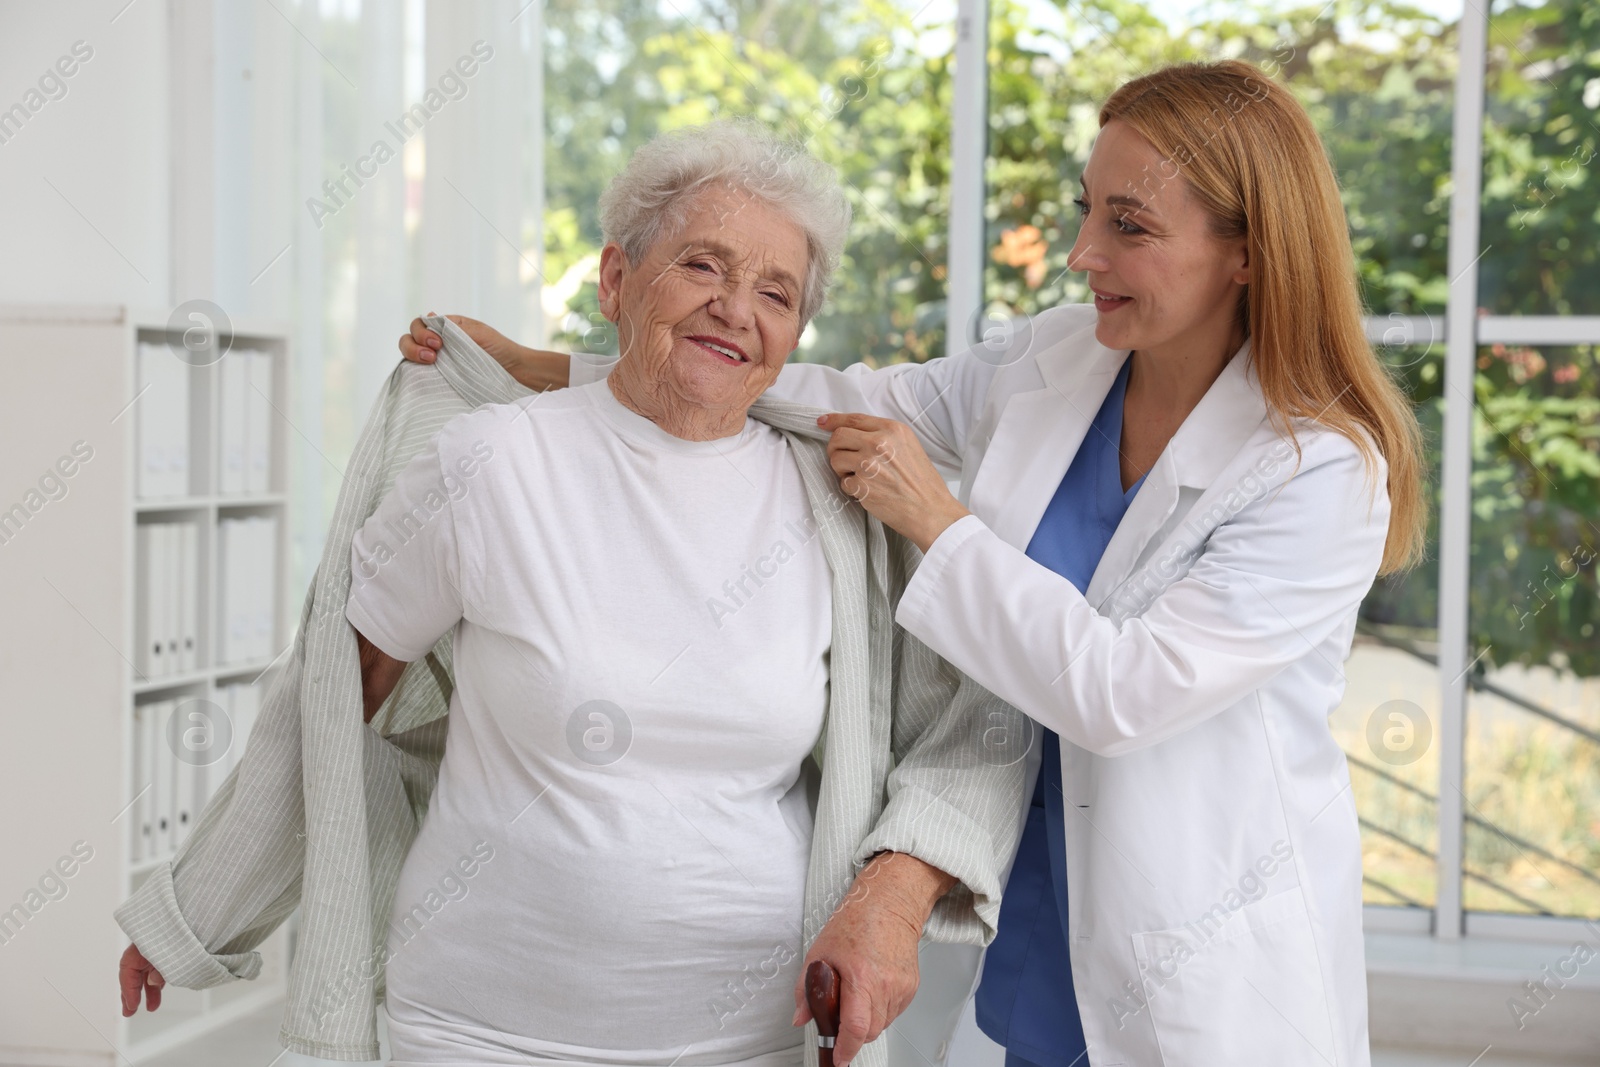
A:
[114,317,1029,1065]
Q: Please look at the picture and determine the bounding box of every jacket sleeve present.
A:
[113,586,452,991]
[850,532,1030,946]
[896,431,1390,757]
[112,626,312,989]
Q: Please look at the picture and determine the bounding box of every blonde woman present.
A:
[402,61,1425,1064]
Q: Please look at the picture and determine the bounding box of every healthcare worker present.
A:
[400,60,1425,1066]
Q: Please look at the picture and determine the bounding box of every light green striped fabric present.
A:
[114,317,1029,1065]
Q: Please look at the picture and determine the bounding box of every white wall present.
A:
[0,0,170,308]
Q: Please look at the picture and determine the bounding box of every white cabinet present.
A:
[0,305,296,1064]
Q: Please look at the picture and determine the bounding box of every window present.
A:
[983,0,1463,918]
[541,0,959,369]
[1465,341,1600,917]
[1478,0,1600,316]
[218,0,1597,941]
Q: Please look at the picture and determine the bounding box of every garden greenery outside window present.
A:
[534,0,1598,927]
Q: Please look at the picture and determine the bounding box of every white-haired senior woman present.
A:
[245,122,1014,1067]
[354,122,1019,1067]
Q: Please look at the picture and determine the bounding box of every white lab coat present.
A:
[766,303,1385,1066]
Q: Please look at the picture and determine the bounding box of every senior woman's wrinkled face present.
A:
[597,184,809,425]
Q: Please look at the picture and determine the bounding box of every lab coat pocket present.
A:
[1131,889,1338,1065]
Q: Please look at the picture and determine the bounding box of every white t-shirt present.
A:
[345,381,832,1067]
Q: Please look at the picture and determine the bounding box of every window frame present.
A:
[949,0,1598,945]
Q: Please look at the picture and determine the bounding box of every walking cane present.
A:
[804,959,841,1067]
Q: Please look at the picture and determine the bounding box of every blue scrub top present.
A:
[974,356,1144,1067]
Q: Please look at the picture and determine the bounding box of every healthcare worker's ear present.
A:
[1229,233,1251,287]
[596,243,627,323]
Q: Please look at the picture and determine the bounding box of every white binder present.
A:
[179,521,197,671]
[172,726,197,851]
[136,346,163,499]
[217,520,235,664]
[138,348,191,499]
[164,523,182,674]
[149,525,169,678]
[178,522,198,673]
[150,699,174,857]
[219,352,248,496]
[135,525,154,679]
[131,702,150,863]
[254,516,277,661]
[140,700,159,863]
[246,350,273,494]
[167,360,192,497]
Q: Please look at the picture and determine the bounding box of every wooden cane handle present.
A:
[804,959,841,1066]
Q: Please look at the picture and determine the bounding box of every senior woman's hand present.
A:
[792,851,956,1067]
[118,942,164,1015]
[819,413,972,554]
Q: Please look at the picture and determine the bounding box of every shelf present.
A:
[214,656,287,681]
[217,493,286,508]
[133,668,212,695]
[135,497,212,512]
[136,493,286,511]
[132,657,289,694]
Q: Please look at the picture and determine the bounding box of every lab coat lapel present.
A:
[1084,338,1270,607]
[966,337,1126,550]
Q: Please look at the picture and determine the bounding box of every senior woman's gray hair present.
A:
[597,120,852,325]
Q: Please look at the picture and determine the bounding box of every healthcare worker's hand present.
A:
[399,312,570,392]
[119,942,165,1015]
[820,413,971,554]
[792,851,956,1066]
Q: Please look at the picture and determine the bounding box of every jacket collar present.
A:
[969,316,1270,606]
[1033,321,1268,492]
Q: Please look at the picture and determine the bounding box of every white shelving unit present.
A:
[0,305,297,1066]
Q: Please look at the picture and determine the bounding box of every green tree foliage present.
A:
[543,0,1598,679]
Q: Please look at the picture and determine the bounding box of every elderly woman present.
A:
[117,122,1025,1067]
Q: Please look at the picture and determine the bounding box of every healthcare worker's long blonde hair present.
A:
[1101,60,1427,576]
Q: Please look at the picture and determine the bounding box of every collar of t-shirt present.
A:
[587,378,767,456]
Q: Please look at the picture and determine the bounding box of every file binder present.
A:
[178,522,198,673]
[150,525,169,678]
[136,345,192,499]
[135,525,155,679]
[254,516,277,661]
[219,352,248,496]
[164,524,182,673]
[132,702,154,863]
[149,699,174,857]
[246,351,273,494]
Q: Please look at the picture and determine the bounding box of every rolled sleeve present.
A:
[853,781,1006,945]
[113,863,263,988]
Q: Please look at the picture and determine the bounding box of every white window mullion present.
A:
[1434,0,1490,942]
[1477,316,1600,345]
[945,0,987,358]
[356,0,408,420]
[293,0,326,580]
